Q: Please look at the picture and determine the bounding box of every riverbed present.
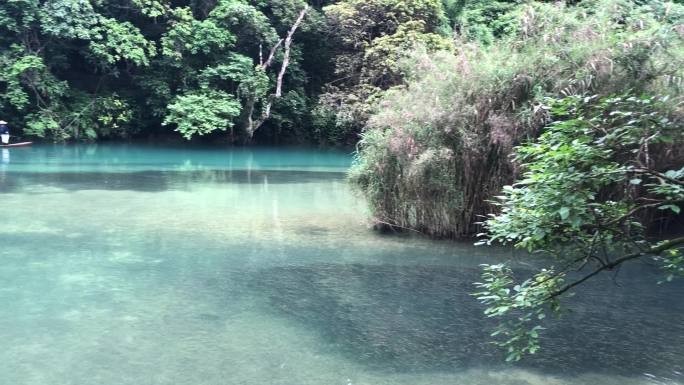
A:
[0,144,681,385]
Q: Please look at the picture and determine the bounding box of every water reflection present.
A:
[0,148,9,188]
[1,143,352,173]
[0,170,347,193]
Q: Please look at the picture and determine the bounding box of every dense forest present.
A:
[2,0,684,360]
[0,0,455,144]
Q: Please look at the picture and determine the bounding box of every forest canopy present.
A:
[0,0,457,143]
[0,0,317,142]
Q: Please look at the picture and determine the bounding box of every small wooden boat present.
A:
[0,141,33,148]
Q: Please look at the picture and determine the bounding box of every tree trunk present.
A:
[243,5,309,141]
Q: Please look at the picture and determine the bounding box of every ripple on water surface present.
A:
[0,144,682,385]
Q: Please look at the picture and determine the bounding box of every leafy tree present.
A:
[314,0,452,145]
[0,0,321,142]
[0,0,155,140]
[475,93,684,361]
[163,89,242,139]
[89,17,157,67]
[455,0,522,43]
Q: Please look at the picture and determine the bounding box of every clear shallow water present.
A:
[0,144,682,385]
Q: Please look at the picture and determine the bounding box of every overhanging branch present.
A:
[548,236,684,299]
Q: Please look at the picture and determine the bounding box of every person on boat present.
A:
[0,120,9,145]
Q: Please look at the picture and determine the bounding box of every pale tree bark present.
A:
[244,5,309,140]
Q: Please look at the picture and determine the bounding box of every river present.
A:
[0,144,682,385]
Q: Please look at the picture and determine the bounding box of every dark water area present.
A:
[0,169,345,193]
[0,144,682,385]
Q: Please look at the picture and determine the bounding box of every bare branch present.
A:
[260,39,283,69]
[245,5,309,140]
[632,167,684,187]
[372,218,425,235]
[274,7,308,98]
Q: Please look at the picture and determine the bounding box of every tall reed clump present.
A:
[350,0,684,238]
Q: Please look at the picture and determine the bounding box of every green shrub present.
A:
[476,92,684,360]
[351,0,684,238]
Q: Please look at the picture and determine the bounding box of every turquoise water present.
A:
[0,144,682,385]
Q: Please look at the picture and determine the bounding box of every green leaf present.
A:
[658,204,681,214]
